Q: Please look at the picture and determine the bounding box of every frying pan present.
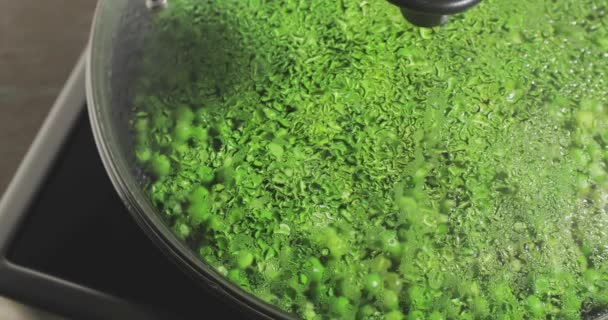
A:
[86,0,608,319]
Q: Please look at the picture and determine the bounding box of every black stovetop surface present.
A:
[6,109,240,319]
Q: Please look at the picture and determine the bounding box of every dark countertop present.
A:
[0,0,97,195]
[0,1,97,318]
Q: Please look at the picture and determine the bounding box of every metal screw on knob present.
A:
[146,0,168,10]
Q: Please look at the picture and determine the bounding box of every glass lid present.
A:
[88,0,608,319]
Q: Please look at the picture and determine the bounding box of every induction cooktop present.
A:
[0,53,243,320]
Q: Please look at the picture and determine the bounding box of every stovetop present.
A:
[0,54,241,320]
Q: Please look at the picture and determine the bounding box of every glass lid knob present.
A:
[387,0,481,27]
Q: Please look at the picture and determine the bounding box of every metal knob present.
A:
[146,0,168,10]
[387,0,481,27]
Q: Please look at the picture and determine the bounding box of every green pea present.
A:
[191,127,209,142]
[584,269,601,285]
[381,233,402,258]
[190,186,209,202]
[329,296,350,316]
[135,131,148,145]
[398,196,419,223]
[407,310,424,320]
[174,122,192,143]
[326,233,347,258]
[207,216,221,230]
[302,301,316,320]
[216,265,228,276]
[407,286,426,308]
[177,223,190,238]
[227,269,246,286]
[197,166,215,184]
[370,256,392,273]
[188,202,209,223]
[237,251,254,269]
[386,310,405,320]
[526,295,544,317]
[338,278,361,301]
[382,289,400,310]
[151,154,171,177]
[509,258,522,272]
[134,118,149,133]
[384,272,403,292]
[357,305,376,319]
[365,273,383,294]
[175,105,194,124]
[436,224,449,235]
[577,110,594,129]
[307,257,325,282]
[135,145,152,164]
